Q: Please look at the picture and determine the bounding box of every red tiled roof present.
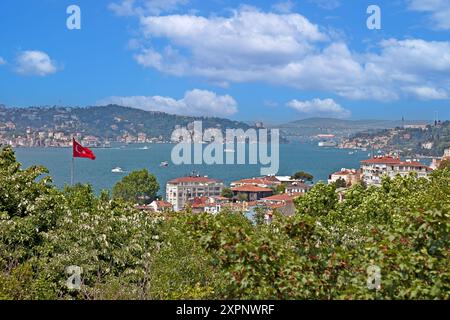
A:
[190,196,209,208]
[231,177,279,186]
[168,176,220,184]
[155,201,172,208]
[260,193,301,202]
[361,156,402,164]
[361,157,432,170]
[231,185,273,192]
[332,170,357,175]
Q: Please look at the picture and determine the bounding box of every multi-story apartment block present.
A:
[166,176,224,211]
[361,156,432,186]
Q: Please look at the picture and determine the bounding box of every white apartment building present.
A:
[166,176,224,211]
[361,156,432,186]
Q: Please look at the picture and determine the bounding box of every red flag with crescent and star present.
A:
[73,138,96,160]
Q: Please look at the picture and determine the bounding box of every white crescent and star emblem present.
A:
[75,144,87,155]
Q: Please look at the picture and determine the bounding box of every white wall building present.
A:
[361,156,432,186]
[166,176,224,211]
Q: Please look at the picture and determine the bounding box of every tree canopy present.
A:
[112,169,159,204]
[0,146,449,300]
[292,171,314,182]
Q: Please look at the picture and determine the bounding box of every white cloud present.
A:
[0,57,6,65]
[122,7,450,102]
[402,86,449,100]
[272,1,296,14]
[98,89,238,117]
[408,0,450,30]
[287,98,351,118]
[109,0,188,16]
[15,51,57,76]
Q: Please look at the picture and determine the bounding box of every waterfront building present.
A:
[360,156,432,186]
[328,168,361,186]
[166,175,224,211]
[231,185,273,201]
[149,200,173,213]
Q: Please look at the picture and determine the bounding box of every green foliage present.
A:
[272,184,286,195]
[334,178,348,188]
[112,169,159,204]
[292,171,314,181]
[1,146,449,300]
[221,188,233,199]
[439,159,450,170]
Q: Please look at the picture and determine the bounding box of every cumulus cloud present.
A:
[98,89,238,117]
[272,1,296,14]
[408,0,450,30]
[402,86,448,100]
[121,7,450,102]
[109,0,188,16]
[15,51,57,76]
[287,98,351,118]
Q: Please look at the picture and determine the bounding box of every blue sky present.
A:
[0,0,449,122]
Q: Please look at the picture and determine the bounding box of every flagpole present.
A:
[71,137,74,186]
[71,156,74,186]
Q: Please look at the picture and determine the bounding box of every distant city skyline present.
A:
[0,0,449,121]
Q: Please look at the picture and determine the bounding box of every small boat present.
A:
[348,151,354,155]
[160,161,169,167]
[111,167,124,173]
[139,146,150,150]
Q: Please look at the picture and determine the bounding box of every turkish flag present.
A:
[73,138,96,160]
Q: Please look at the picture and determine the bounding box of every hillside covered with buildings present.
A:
[0,105,256,147]
[339,121,450,157]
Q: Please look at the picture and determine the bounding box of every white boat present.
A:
[111,167,124,173]
[224,149,235,153]
[160,161,169,167]
[348,151,354,155]
[139,146,150,150]
[318,141,337,147]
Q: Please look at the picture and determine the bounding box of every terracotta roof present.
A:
[168,176,220,184]
[190,196,209,208]
[331,169,357,175]
[231,177,279,186]
[231,185,273,192]
[361,157,432,171]
[260,193,301,202]
[361,156,402,164]
[155,201,172,208]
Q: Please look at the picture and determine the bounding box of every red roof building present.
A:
[360,156,432,186]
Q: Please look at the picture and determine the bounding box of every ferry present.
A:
[318,141,337,147]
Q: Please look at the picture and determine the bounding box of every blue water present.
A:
[14,143,369,196]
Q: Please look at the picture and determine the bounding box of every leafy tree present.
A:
[221,188,233,199]
[334,178,348,188]
[1,145,449,300]
[438,159,450,170]
[292,171,314,182]
[272,184,286,195]
[112,169,159,204]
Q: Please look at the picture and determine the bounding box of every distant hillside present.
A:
[341,121,450,157]
[0,105,257,145]
[276,117,431,141]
